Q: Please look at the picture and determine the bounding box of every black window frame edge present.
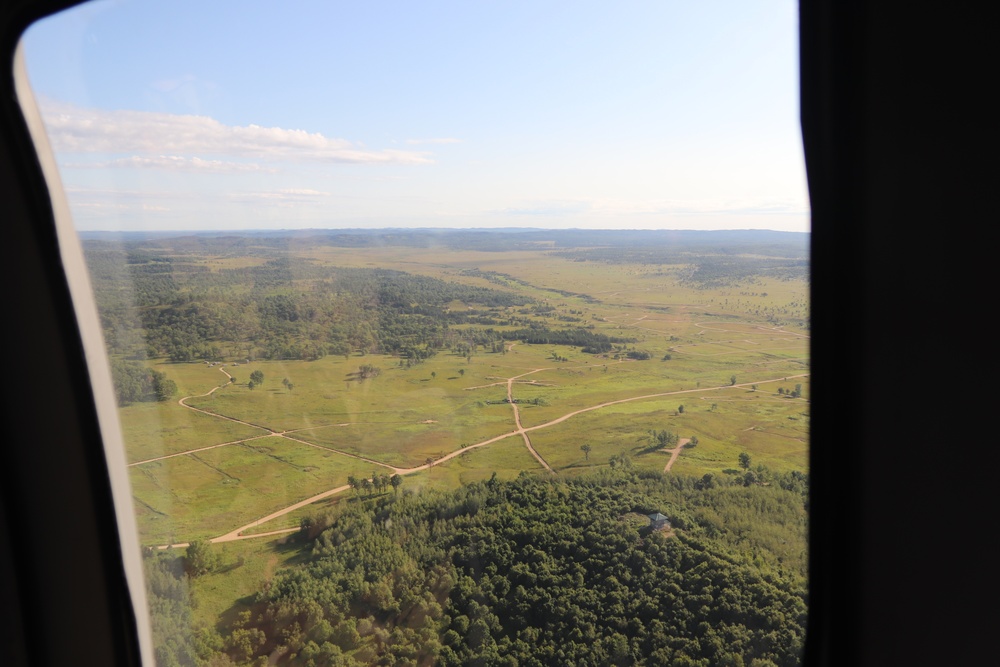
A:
[1,2,144,666]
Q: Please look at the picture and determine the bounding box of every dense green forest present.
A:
[84,246,537,369]
[147,469,807,667]
[83,240,657,406]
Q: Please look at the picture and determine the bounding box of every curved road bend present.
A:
[159,361,808,548]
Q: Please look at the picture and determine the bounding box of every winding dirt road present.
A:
[154,360,809,548]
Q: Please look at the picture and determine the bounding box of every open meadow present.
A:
[95,231,808,549]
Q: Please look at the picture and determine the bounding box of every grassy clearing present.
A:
[525,385,808,479]
[119,402,266,463]
[129,439,377,544]
[240,436,541,536]
[118,245,808,548]
[186,536,306,631]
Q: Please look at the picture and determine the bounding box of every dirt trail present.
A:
[506,366,555,474]
[178,367,275,433]
[664,438,690,473]
[129,434,273,467]
[156,358,809,548]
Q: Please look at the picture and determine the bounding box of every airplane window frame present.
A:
[8,1,989,666]
[3,2,820,666]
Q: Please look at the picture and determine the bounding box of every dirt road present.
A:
[156,360,809,548]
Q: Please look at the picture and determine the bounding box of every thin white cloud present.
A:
[227,189,331,203]
[40,100,432,165]
[404,137,462,145]
[495,197,809,218]
[63,155,278,173]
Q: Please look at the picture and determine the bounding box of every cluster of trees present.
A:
[346,474,402,496]
[109,358,177,405]
[248,370,265,390]
[195,470,807,666]
[499,326,635,352]
[645,429,680,451]
[85,242,679,388]
[83,248,538,365]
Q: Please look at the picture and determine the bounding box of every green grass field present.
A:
[116,245,808,550]
[130,438,378,544]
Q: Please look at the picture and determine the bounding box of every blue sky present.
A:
[22,0,808,232]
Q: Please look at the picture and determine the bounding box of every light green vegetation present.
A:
[183,536,305,631]
[129,439,378,544]
[120,401,265,463]
[184,355,518,467]
[238,437,541,536]
[101,235,807,551]
[527,385,808,479]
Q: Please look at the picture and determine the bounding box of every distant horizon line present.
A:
[77,226,810,235]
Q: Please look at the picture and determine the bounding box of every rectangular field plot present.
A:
[526,387,808,478]
[508,361,705,429]
[242,436,542,535]
[150,360,235,398]
[287,404,515,468]
[184,355,524,434]
[120,402,267,463]
[129,439,377,544]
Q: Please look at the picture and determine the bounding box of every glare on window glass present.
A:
[22,1,809,664]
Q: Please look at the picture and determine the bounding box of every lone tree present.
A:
[739,451,752,470]
[677,404,685,414]
[247,380,256,390]
[185,540,220,577]
[581,444,592,461]
[730,375,737,386]
[250,370,264,385]
[648,429,678,451]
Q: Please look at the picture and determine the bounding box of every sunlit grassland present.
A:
[129,440,377,545]
[119,402,266,463]
[526,387,808,479]
[240,436,540,536]
[117,243,808,549]
[508,352,806,430]
[278,246,809,335]
[286,408,514,468]
[527,404,681,472]
[151,359,233,397]
[185,537,305,631]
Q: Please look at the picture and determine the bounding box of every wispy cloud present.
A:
[40,100,432,165]
[404,137,462,145]
[229,188,330,201]
[500,201,590,216]
[63,155,278,173]
[496,197,809,219]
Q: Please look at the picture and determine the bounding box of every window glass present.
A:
[22,1,809,665]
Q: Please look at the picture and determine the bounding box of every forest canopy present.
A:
[148,470,808,666]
